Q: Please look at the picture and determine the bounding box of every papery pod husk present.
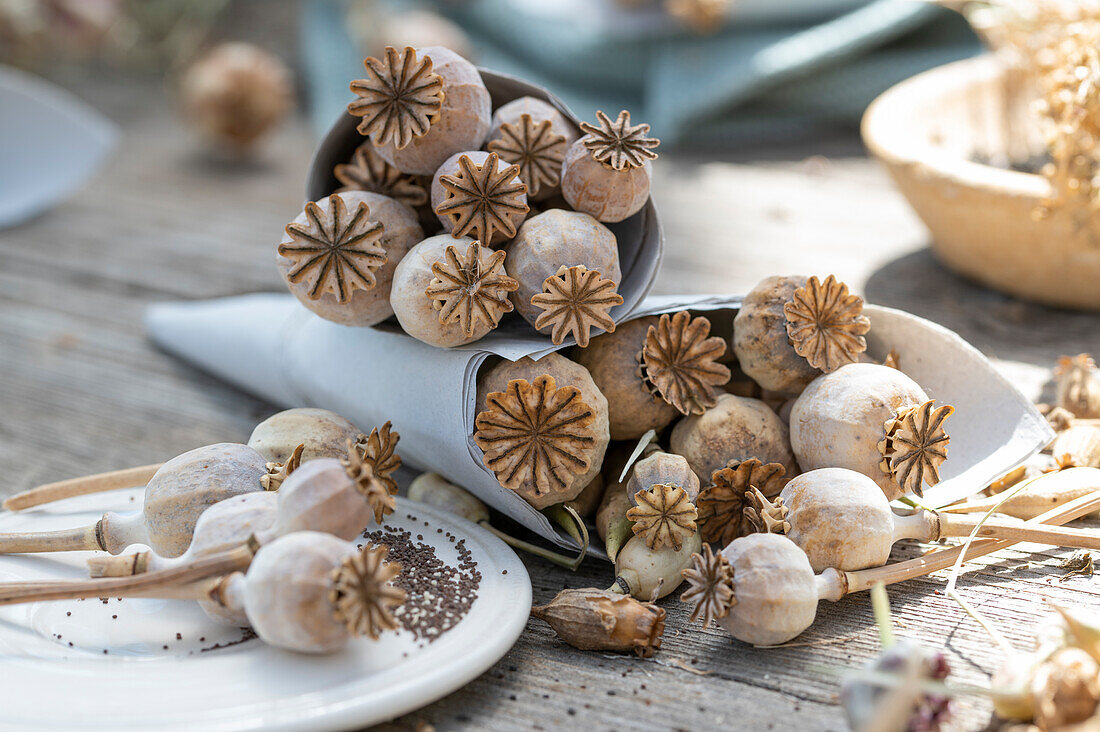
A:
[1052,425,1100,469]
[529,588,665,657]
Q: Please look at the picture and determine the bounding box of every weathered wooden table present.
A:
[2,63,1098,730]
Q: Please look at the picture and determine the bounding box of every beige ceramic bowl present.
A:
[862,56,1100,311]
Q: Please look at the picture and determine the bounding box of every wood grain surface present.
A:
[2,16,1099,731]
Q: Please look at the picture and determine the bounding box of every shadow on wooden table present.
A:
[864,247,1100,386]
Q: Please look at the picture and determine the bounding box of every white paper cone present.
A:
[147,293,1053,554]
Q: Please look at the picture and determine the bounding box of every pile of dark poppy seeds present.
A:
[362,513,482,647]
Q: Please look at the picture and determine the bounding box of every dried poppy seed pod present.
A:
[258,442,397,541]
[431,151,529,245]
[247,407,361,464]
[752,468,1100,572]
[507,210,622,335]
[637,311,731,416]
[670,393,798,485]
[1056,354,1100,419]
[733,275,870,397]
[790,363,953,500]
[89,428,400,577]
[1052,424,1100,469]
[277,191,424,327]
[224,532,404,653]
[626,451,700,504]
[486,96,578,201]
[719,533,822,646]
[573,317,680,440]
[696,458,789,547]
[530,588,665,657]
[180,42,293,151]
[125,443,269,557]
[561,110,658,223]
[1029,647,1100,729]
[391,235,517,347]
[0,443,269,559]
[474,353,610,509]
[611,531,701,600]
[89,492,279,625]
[348,45,490,176]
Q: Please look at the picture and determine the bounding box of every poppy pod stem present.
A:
[4,464,163,511]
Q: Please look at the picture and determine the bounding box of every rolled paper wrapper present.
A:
[307,67,663,331]
[146,293,1054,556]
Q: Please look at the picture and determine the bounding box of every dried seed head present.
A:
[697,459,787,545]
[529,588,665,657]
[637,311,731,416]
[680,543,735,628]
[334,142,429,208]
[342,440,395,524]
[742,487,791,535]
[783,275,870,373]
[531,265,623,347]
[474,375,597,499]
[354,421,402,495]
[329,543,406,640]
[487,113,568,198]
[878,400,954,498]
[626,483,698,551]
[434,153,529,244]
[260,443,304,491]
[1031,647,1100,729]
[579,110,659,171]
[425,240,518,337]
[348,46,444,150]
[279,194,387,303]
[665,0,732,34]
[1056,354,1100,419]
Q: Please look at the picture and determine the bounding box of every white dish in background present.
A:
[0,491,530,731]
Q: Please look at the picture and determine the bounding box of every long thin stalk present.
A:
[0,524,103,554]
[478,521,585,571]
[938,512,1100,549]
[0,543,255,607]
[4,464,162,511]
[845,489,1100,593]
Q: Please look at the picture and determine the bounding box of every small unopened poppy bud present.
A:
[1031,647,1100,729]
[529,588,665,657]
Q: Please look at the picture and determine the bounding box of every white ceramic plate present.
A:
[0,491,530,730]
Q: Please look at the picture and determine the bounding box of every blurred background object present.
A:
[301,0,980,146]
[863,0,1100,310]
[180,42,294,153]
